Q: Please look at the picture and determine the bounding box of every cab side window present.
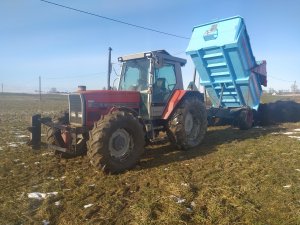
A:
[153,64,176,103]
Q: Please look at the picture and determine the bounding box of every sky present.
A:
[0,0,299,93]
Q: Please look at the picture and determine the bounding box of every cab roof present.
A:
[119,50,187,66]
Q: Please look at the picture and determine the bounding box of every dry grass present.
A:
[0,93,300,224]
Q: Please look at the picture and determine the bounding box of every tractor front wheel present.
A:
[167,97,207,150]
[87,110,145,173]
[45,112,70,157]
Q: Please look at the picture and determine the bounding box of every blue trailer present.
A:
[186,16,267,129]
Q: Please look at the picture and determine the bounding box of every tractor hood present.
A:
[69,90,141,127]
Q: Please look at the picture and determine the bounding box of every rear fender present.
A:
[162,90,204,120]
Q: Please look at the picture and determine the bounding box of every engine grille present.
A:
[69,94,84,125]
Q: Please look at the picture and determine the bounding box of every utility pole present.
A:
[107,47,112,90]
[39,76,41,101]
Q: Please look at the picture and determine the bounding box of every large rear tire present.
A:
[87,110,145,173]
[167,97,207,150]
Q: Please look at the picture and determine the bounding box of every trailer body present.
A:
[186,16,267,110]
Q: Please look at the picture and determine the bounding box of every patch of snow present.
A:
[47,177,55,180]
[42,220,50,225]
[60,176,66,180]
[41,153,48,156]
[28,192,47,200]
[170,195,186,204]
[34,162,40,165]
[283,132,296,135]
[283,185,291,188]
[55,201,61,206]
[164,168,169,171]
[176,198,186,204]
[293,129,300,132]
[13,159,20,163]
[253,126,263,129]
[88,184,95,187]
[186,207,193,212]
[16,134,29,138]
[28,192,58,200]
[8,143,18,148]
[295,169,300,172]
[181,182,189,187]
[84,204,93,209]
[288,136,300,140]
[271,132,280,135]
[45,192,58,197]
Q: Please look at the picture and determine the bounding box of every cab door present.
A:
[151,62,178,118]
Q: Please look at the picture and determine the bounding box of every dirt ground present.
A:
[0,93,300,225]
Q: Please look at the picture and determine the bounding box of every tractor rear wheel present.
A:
[238,108,253,130]
[168,97,207,150]
[87,110,145,173]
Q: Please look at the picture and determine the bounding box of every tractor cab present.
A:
[118,50,186,119]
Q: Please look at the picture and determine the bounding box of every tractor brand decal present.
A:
[87,100,138,109]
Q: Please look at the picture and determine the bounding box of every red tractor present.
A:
[29,50,207,173]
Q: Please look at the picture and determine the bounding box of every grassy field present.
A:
[0,93,300,225]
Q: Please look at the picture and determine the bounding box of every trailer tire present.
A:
[87,110,145,173]
[167,97,207,150]
[238,108,253,130]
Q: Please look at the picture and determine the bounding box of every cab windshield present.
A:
[119,58,150,91]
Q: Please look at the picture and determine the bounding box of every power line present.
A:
[39,0,189,40]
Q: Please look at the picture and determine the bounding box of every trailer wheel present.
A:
[238,108,253,130]
[167,97,207,150]
[87,110,145,173]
